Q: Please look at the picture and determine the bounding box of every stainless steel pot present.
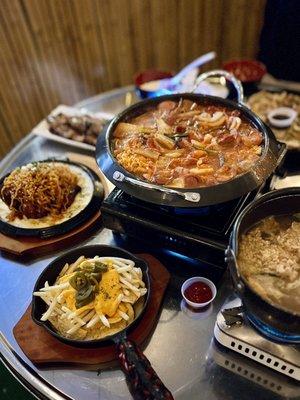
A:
[96,71,286,207]
[226,188,300,343]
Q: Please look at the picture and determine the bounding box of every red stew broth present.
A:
[112,99,263,189]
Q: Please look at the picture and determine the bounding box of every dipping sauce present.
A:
[272,114,290,120]
[184,281,213,304]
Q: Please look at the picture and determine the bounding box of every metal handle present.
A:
[117,338,174,400]
[192,69,244,104]
[113,171,201,203]
[275,141,287,175]
[225,246,244,294]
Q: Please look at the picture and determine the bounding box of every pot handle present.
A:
[225,245,245,295]
[117,338,174,400]
[113,171,201,203]
[192,69,244,104]
[274,141,287,176]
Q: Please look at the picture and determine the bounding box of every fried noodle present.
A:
[0,163,80,221]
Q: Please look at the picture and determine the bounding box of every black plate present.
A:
[31,245,150,347]
[0,159,104,239]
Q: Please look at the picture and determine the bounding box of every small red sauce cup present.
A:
[181,277,217,309]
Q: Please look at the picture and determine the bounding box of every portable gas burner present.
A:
[210,341,300,398]
[214,297,300,381]
[101,186,264,272]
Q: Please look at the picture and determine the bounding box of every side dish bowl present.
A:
[223,60,266,83]
[223,60,266,95]
[134,69,174,99]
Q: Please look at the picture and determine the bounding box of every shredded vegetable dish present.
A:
[34,256,147,340]
[112,99,263,188]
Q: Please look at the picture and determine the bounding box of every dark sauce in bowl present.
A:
[184,281,213,304]
[272,114,290,120]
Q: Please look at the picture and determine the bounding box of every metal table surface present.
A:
[0,86,299,400]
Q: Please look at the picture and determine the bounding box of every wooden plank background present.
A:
[0,0,266,158]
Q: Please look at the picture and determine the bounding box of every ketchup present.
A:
[184,281,212,303]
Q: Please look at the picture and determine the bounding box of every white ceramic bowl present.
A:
[267,107,298,128]
[181,277,217,309]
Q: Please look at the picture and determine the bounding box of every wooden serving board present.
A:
[0,153,112,257]
[13,254,170,369]
[0,212,101,256]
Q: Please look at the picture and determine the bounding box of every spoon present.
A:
[140,51,216,93]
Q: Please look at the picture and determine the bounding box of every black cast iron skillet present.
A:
[226,188,300,343]
[32,244,173,400]
[0,159,104,239]
[96,70,286,208]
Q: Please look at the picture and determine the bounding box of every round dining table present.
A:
[0,86,298,400]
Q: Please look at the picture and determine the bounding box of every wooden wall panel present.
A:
[0,0,266,159]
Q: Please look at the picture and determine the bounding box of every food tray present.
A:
[0,212,101,256]
[1,85,290,400]
[32,104,114,151]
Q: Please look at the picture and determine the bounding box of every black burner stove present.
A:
[101,186,264,272]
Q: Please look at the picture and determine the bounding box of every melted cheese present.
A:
[94,269,122,317]
[62,289,76,311]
